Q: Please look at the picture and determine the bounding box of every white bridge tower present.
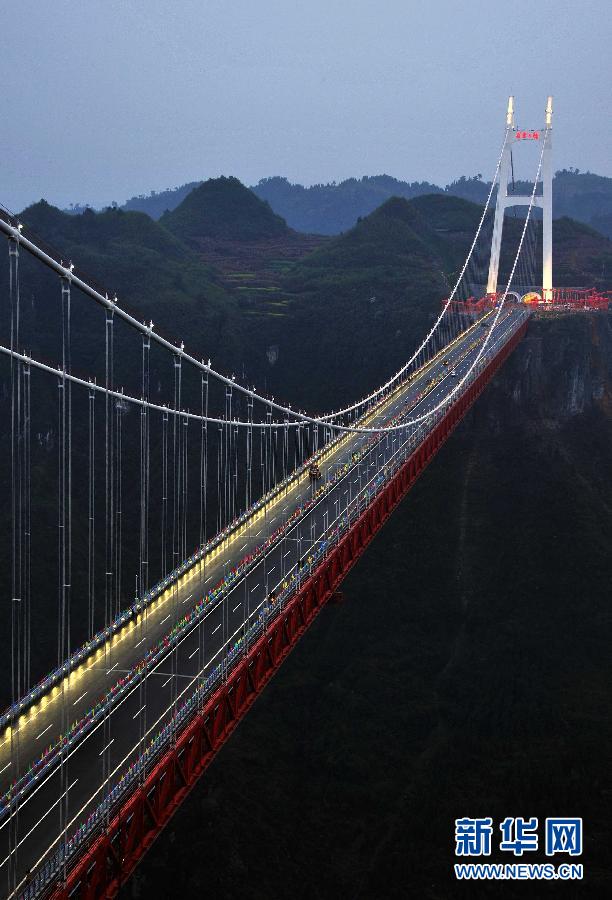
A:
[487,96,553,300]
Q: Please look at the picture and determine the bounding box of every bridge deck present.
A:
[0,308,527,896]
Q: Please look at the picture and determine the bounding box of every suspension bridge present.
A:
[0,97,607,899]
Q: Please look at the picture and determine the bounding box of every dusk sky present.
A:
[1,0,610,212]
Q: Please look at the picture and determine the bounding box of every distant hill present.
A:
[251,175,443,236]
[253,170,612,237]
[160,176,289,244]
[98,168,612,240]
[553,170,612,236]
[123,182,203,219]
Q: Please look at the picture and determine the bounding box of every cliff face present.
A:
[130,312,612,899]
[510,313,612,419]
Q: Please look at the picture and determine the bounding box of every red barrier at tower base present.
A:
[49,320,527,900]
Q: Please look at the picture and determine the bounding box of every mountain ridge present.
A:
[102,168,612,239]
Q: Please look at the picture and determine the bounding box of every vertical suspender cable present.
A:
[266,402,272,497]
[270,406,276,491]
[88,383,96,639]
[172,353,182,572]
[259,414,265,499]
[217,420,223,532]
[104,309,114,631]
[182,413,189,561]
[58,274,72,880]
[198,369,209,712]
[114,388,123,618]
[171,352,182,738]
[229,386,235,522]
[140,334,150,596]
[8,235,21,895]
[224,384,231,527]
[199,370,209,549]
[283,414,289,484]
[246,393,253,511]
[217,390,223,532]
[22,359,31,693]
[232,420,238,521]
[161,408,169,575]
[138,332,150,775]
[103,306,114,827]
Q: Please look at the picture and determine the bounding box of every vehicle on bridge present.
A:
[308,462,322,481]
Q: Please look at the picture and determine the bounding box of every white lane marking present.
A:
[99,738,114,757]
[134,638,146,649]
[160,615,171,625]
[212,624,221,635]
[232,603,241,613]
[6,484,346,845]
[0,761,11,775]
[132,705,145,720]
[255,529,262,536]
[106,662,119,675]
[25,659,215,883]
[268,566,276,574]
[284,550,292,558]
[204,576,212,584]
[239,543,247,551]
[26,619,249,882]
[0,661,149,840]
[182,593,194,604]
[188,648,198,660]
[36,723,53,741]
[0,778,79,869]
[252,582,260,590]
[72,691,88,707]
[270,517,277,523]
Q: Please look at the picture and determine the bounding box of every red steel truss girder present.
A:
[49,320,527,900]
